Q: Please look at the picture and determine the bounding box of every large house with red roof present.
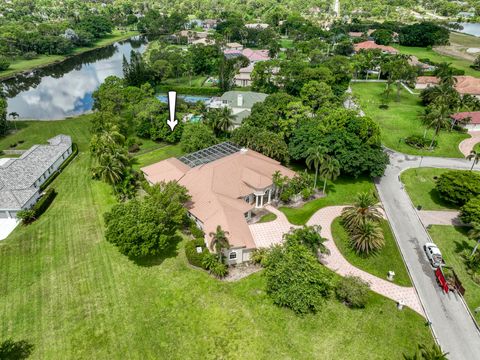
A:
[451,111,480,131]
[141,142,295,264]
[353,40,398,54]
[415,76,480,98]
[224,48,271,87]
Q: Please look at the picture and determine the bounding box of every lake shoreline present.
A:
[0,30,139,81]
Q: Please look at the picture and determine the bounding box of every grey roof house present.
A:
[208,91,268,127]
[0,135,72,219]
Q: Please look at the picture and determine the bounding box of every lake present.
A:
[2,37,147,120]
[457,23,480,37]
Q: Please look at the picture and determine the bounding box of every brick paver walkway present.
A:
[459,131,480,157]
[249,205,424,316]
[418,210,464,226]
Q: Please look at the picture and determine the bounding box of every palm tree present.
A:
[403,343,449,360]
[319,155,340,195]
[435,62,457,88]
[272,170,287,200]
[341,192,383,231]
[305,146,328,190]
[216,107,234,134]
[423,103,451,149]
[350,220,385,255]
[95,152,127,186]
[467,150,480,171]
[469,222,480,256]
[209,226,230,263]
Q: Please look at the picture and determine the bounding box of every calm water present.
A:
[457,23,480,37]
[2,37,147,120]
[156,94,212,104]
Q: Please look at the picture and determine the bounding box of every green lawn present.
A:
[0,120,433,358]
[162,75,208,88]
[280,177,375,225]
[400,168,458,211]
[0,30,138,80]
[429,225,480,319]
[258,212,277,223]
[394,44,479,77]
[450,32,480,48]
[331,218,412,287]
[132,144,184,170]
[351,82,469,158]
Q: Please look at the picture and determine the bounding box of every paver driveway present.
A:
[249,205,423,315]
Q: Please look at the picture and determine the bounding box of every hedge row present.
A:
[156,85,221,96]
[40,143,78,191]
[34,188,57,218]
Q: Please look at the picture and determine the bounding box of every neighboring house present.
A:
[208,91,268,127]
[408,56,436,71]
[178,30,209,44]
[415,76,480,98]
[234,64,255,87]
[141,142,295,264]
[225,42,244,51]
[353,40,398,54]
[203,19,218,30]
[186,19,204,29]
[245,23,269,29]
[451,111,480,131]
[223,48,270,87]
[0,135,73,219]
[349,31,365,38]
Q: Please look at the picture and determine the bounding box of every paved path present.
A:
[459,131,480,157]
[0,219,20,240]
[418,210,464,226]
[377,149,480,359]
[249,205,423,315]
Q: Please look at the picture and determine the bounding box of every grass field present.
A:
[0,30,138,80]
[351,82,469,158]
[331,218,412,287]
[0,118,434,359]
[429,225,480,319]
[133,144,184,169]
[162,75,208,88]
[280,177,375,225]
[450,32,480,48]
[400,168,458,211]
[395,44,479,77]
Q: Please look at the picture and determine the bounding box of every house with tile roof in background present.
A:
[353,40,398,54]
[207,91,268,127]
[415,76,480,98]
[451,111,480,131]
[224,46,271,87]
[141,142,295,264]
[0,135,72,220]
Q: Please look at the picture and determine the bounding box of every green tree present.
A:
[305,146,328,190]
[180,122,217,153]
[423,103,451,149]
[0,94,8,137]
[436,171,480,206]
[0,56,10,71]
[151,59,173,83]
[467,150,480,171]
[300,81,336,112]
[319,155,341,195]
[341,192,383,231]
[209,226,230,264]
[371,29,393,45]
[350,220,385,255]
[104,182,190,257]
[460,197,480,225]
[468,222,480,256]
[122,51,151,86]
[0,339,34,359]
[283,225,329,256]
[206,107,235,136]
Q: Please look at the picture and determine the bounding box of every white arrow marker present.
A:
[167,90,178,131]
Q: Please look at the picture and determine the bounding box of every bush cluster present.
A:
[460,197,480,224]
[404,135,437,149]
[185,238,210,268]
[436,171,480,206]
[335,276,370,308]
[17,188,57,224]
[155,85,221,96]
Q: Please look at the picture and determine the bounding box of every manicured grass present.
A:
[331,218,412,287]
[132,144,184,169]
[0,122,433,358]
[351,82,469,158]
[475,142,480,153]
[450,32,480,48]
[400,168,458,211]
[0,30,138,79]
[258,212,277,223]
[394,44,479,77]
[429,225,480,319]
[280,177,375,225]
[162,75,208,88]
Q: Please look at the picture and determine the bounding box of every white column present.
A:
[255,195,259,208]
[260,193,264,208]
[268,189,272,204]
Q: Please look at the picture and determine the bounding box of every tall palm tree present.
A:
[435,62,457,88]
[209,226,230,263]
[469,222,480,256]
[467,150,480,171]
[423,103,451,149]
[319,155,340,195]
[272,170,287,200]
[341,192,383,231]
[96,152,127,186]
[350,220,385,255]
[216,107,235,134]
[305,146,328,190]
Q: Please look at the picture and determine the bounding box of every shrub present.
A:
[17,209,37,224]
[460,197,480,224]
[405,135,437,149]
[301,187,314,200]
[201,252,219,270]
[155,85,221,96]
[436,171,480,206]
[23,51,38,60]
[250,247,270,266]
[9,143,17,148]
[33,188,57,217]
[0,56,10,71]
[0,338,34,359]
[210,262,228,278]
[185,238,210,268]
[189,222,205,239]
[336,276,370,308]
[128,143,140,153]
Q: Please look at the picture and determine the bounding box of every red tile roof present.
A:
[451,111,480,125]
[417,76,480,95]
[353,40,398,54]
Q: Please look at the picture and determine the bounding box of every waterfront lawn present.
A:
[280,177,375,225]
[400,168,458,211]
[395,44,478,77]
[0,30,138,79]
[162,75,208,87]
[332,218,412,287]
[0,121,433,359]
[132,144,184,169]
[450,32,480,48]
[351,82,469,158]
[429,225,480,318]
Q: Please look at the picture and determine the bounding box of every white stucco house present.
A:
[0,135,73,219]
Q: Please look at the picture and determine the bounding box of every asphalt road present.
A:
[376,149,480,359]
